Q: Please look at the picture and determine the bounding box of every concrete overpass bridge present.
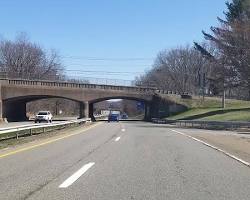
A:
[0,78,186,122]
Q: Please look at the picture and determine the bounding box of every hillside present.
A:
[162,95,250,121]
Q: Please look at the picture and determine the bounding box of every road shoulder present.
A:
[174,128,250,165]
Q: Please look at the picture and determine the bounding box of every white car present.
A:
[34,111,53,123]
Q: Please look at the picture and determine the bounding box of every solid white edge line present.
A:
[115,137,121,142]
[170,129,250,167]
[59,162,95,188]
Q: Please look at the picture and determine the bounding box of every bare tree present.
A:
[0,34,64,80]
[137,46,212,94]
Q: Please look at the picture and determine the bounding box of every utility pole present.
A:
[222,83,226,109]
[198,71,206,101]
[55,100,60,115]
[202,73,206,101]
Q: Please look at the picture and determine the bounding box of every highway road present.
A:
[0,122,250,199]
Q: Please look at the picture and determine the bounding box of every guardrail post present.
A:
[16,132,19,139]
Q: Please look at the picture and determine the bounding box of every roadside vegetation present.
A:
[137,0,250,101]
[166,95,250,121]
[136,0,250,122]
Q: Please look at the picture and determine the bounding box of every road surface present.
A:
[0,122,250,200]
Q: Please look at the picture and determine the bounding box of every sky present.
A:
[0,0,228,82]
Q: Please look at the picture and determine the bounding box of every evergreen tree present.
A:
[194,0,250,99]
[225,0,244,22]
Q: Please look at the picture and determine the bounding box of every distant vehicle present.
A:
[121,113,128,119]
[110,110,121,115]
[108,113,119,122]
[34,111,53,123]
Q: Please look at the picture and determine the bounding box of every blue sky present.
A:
[0,0,227,81]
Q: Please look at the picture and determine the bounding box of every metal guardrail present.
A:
[0,118,91,141]
[152,118,250,130]
[0,123,42,132]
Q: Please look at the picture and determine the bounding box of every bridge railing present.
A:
[0,78,157,93]
[0,72,193,96]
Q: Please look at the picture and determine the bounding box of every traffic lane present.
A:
[28,122,250,200]
[0,122,123,200]
[23,121,129,200]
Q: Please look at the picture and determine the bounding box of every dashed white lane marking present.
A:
[121,129,125,132]
[115,137,121,142]
[171,129,250,168]
[59,162,95,188]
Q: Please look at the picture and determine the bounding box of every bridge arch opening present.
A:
[89,96,150,121]
[2,95,86,122]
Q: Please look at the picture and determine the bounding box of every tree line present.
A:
[0,33,63,80]
[0,33,76,116]
[137,0,250,100]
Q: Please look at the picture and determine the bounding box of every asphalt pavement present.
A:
[0,122,250,200]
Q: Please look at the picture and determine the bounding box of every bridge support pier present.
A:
[79,102,95,121]
[80,102,89,119]
[88,103,95,121]
[144,102,151,121]
[2,100,27,122]
[144,96,171,121]
[0,100,3,122]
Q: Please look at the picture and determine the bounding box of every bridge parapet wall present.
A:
[0,79,156,94]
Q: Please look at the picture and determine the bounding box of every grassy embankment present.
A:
[163,95,250,121]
